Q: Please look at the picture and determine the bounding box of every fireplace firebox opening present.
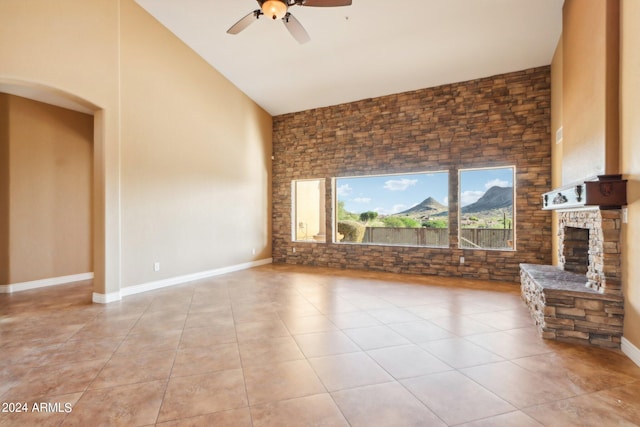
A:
[561,226,590,275]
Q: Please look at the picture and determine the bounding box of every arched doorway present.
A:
[0,79,113,301]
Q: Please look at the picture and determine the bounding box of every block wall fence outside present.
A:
[272,67,552,282]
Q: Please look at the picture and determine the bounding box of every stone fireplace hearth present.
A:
[521,207,624,349]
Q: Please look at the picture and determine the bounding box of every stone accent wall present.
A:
[558,209,623,294]
[272,67,552,282]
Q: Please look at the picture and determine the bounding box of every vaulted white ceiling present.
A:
[135,0,563,116]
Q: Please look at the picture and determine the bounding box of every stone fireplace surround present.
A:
[521,208,624,348]
[558,209,623,294]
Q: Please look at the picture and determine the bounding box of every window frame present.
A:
[332,170,450,248]
[291,178,327,243]
[457,166,516,251]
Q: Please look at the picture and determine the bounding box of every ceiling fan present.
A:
[227,0,352,44]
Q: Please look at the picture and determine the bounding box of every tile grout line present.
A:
[152,289,194,425]
[230,291,257,427]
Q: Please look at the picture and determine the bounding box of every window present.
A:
[292,179,326,242]
[334,171,449,247]
[459,167,515,250]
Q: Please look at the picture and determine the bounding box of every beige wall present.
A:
[562,0,619,185]
[119,0,272,287]
[3,95,93,283]
[0,95,8,285]
[551,38,563,266]
[0,0,272,296]
[620,0,640,350]
[0,0,120,295]
[553,0,640,351]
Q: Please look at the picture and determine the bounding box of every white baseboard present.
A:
[92,291,122,304]
[622,337,640,368]
[91,258,273,304]
[0,272,94,293]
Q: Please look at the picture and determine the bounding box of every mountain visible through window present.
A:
[334,171,449,247]
[459,167,515,250]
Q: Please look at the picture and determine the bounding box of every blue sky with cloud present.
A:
[336,168,513,215]
[459,168,514,207]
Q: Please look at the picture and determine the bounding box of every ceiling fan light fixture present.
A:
[262,0,288,20]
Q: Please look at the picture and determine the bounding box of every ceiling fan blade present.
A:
[301,0,352,6]
[283,13,310,44]
[227,10,260,34]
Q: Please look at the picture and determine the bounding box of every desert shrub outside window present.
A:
[292,179,326,242]
[458,167,515,250]
[333,172,449,247]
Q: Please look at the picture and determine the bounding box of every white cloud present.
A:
[460,190,485,206]
[391,204,407,213]
[337,184,352,196]
[443,196,449,205]
[484,179,509,189]
[383,178,418,191]
[353,197,371,203]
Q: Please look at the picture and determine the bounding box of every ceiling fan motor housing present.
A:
[227,0,352,43]
[259,0,288,20]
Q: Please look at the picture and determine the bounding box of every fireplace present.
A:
[520,176,626,349]
[520,207,625,348]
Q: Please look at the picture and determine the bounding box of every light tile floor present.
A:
[1,264,640,426]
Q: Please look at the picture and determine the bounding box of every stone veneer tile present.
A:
[520,263,624,349]
[272,67,552,282]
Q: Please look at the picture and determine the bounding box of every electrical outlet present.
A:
[154,262,160,272]
[460,256,465,265]
[622,207,628,224]
[292,247,296,253]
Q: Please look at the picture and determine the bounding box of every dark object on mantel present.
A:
[542,175,627,210]
[585,175,627,208]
